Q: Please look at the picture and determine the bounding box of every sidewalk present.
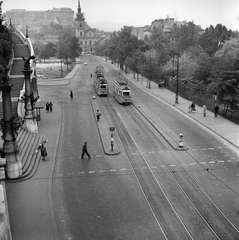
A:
[121,71,239,149]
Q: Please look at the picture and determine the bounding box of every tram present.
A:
[113,80,131,105]
[94,66,108,96]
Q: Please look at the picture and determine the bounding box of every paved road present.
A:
[6,55,239,240]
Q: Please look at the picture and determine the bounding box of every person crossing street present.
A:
[81,142,91,159]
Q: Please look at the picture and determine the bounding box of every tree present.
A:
[125,50,146,80]
[56,27,80,61]
[207,56,239,115]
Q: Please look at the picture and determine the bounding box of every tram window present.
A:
[123,91,130,96]
[101,85,106,89]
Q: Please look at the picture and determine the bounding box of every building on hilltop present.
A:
[131,16,204,47]
[74,0,105,53]
[6,8,74,29]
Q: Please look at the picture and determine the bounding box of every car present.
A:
[84,62,87,66]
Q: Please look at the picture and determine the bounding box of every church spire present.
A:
[76,0,85,22]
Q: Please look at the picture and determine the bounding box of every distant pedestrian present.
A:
[191,102,196,113]
[214,104,219,118]
[49,102,53,112]
[90,73,92,77]
[81,142,91,159]
[70,90,73,99]
[203,105,207,117]
[46,102,49,112]
[96,109,101,121]
[188,103,191,113]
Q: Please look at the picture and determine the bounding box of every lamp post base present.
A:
[5,153,22,179]
[25,118,38,134]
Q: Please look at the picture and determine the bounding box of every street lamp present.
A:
[0,65,23,178]
[22,56,38,133]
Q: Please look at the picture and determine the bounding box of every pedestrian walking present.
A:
[188,103,191,113]
[70,90,73,99]
[90,73,92,77]
[191,102,196,113]
[81,142,91,159]
[214,104,219,118]
[96,109,101,121]
[49,102,53,112]
[46,102,49,112]
[35,140,48,161]
[203,104,207,117]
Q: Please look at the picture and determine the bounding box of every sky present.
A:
[2,0,239,32]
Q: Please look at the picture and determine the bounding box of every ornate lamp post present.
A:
[22,56,38,133]
[0,65,23,179]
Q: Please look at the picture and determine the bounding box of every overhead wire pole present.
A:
[174,27,179,104]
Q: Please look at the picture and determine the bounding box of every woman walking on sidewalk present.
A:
[203,104,207,117]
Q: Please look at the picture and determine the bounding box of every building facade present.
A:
[131,16,204,47]
[6,8,74,29]
[74,0,105,53]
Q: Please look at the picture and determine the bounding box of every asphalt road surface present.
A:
[34,55,239,239]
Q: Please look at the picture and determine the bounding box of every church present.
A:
[74,0,106,53]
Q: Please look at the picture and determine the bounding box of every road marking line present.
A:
[99,170,106,173]
[96,155,102,157]
[79,172,85,174]
[149,151,154,154]
[190,163,196,165]
[120,168,127,171]
[170,164,176,167]
[110,169,116,172]
[89,171,95,173]
[68,173,74,175]
[131,153,137,155]
[227,160,234,162]
[141,167,148,169]
[151,166,157,168]
[191,149,197,151]
[200,162,206,164]
[209,161,215,164]
[161,165,165,167]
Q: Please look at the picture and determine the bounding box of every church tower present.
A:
[74,0,106,53]
[75,0,85,22]
[75,0,87,38]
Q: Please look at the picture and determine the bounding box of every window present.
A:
[80,32,82,36]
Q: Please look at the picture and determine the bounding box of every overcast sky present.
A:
[2,0,239,31]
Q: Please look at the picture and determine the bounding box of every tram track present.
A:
[100,96,239,240]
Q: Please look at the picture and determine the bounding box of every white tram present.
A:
[94,65,108,96]
[113,80,131,105]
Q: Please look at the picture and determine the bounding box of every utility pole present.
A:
[175,54,179,104]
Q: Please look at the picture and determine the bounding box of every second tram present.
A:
[113,80,131,105]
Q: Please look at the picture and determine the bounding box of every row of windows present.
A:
[80,40,96,46]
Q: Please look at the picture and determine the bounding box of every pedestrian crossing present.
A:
[56,157,239,177]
